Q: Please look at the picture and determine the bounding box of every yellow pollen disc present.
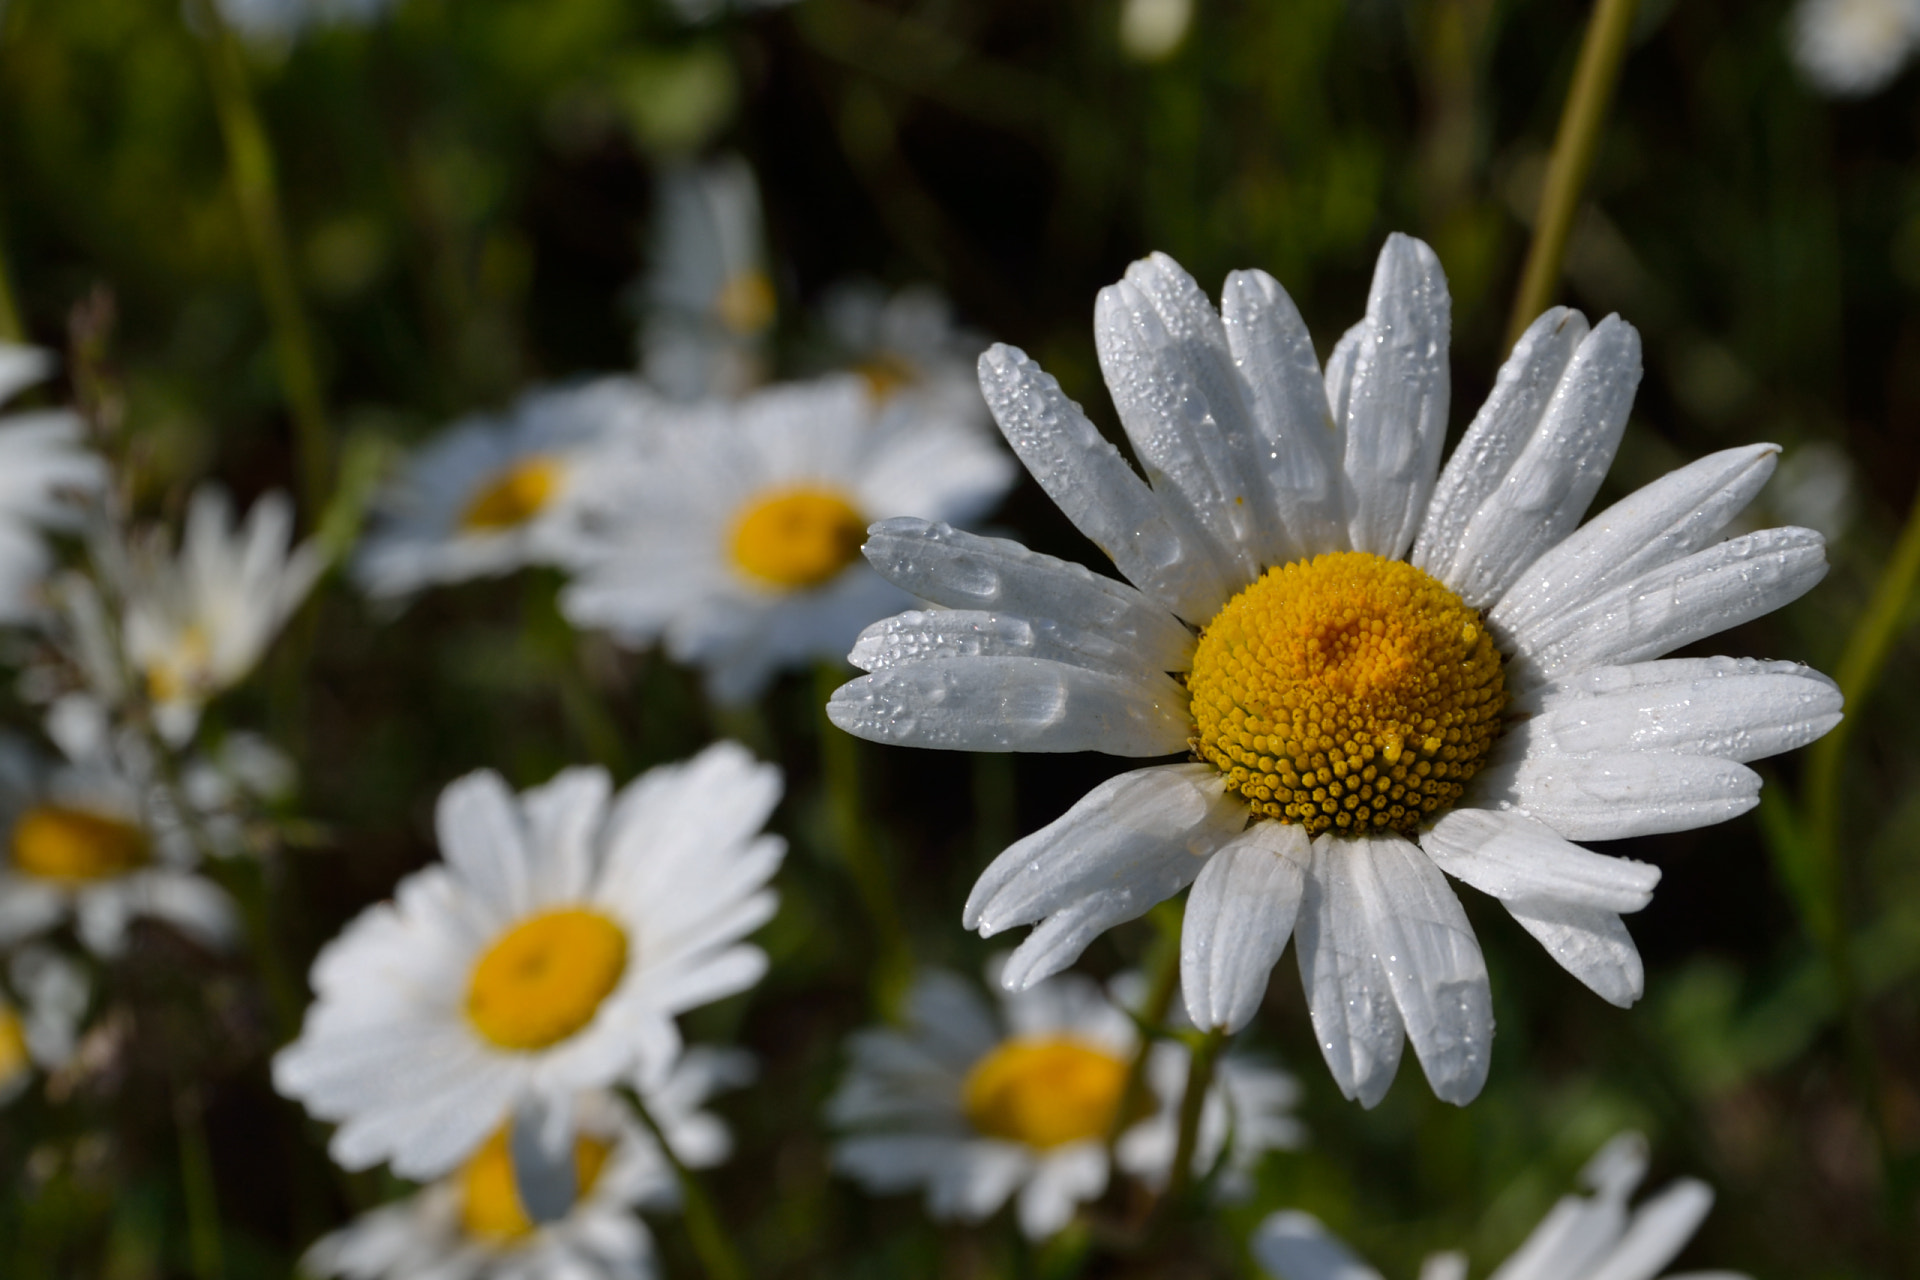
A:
[459,1126,614,1243]
[11,805,150,883]
[461,457,564,532]
[961,1036,1131,1149]
[1188,551,1506,836]
[729,487,866,590]
[714,270,776,336]
[465,908,628,1051]
[855,354,917,402]
[0,1007,28,1090]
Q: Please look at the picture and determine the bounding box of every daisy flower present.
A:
[828,965,1301,1240]
[639,157,775,402]
[122,486,325,744]
[0,945,89,1105]
[354,377,650,601]
[828,238,1838,1107]
[1789,0,1920,96]
[0,722,237,957]
[0,344,106,624]
[1253,1132,1745,1280]
[273,743,784,1179]
[299,1090,675,1280]
[560,374,1017,703]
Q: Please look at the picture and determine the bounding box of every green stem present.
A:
[0,221,24,343]
[1105,899,1182,1151]
[628,1089,749,1280]
[1158,1027,1226,1216]
[174,1082,225,1280]
[814,664,912,1004]
[187,0,332,514]
[1505,0,1640,349]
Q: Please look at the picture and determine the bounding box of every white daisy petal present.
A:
[1180,821,1310,1033]
[1421,808,1659,914]
[1510,658,1843,763]
[965,763,1243,963]
[434,770,534,921]
[826,657,1190,755]
[1338,234,1451,560]
[1473,751,1762,840]
[978,344,1238,621]
[1219,269,1347,558]
[1425,315,1642,608]
[848,608,1165,684]
[1094,259,1264,583]
[1017,1144,1108,1240]
[1295,836,1406,1108]
[1351,834,1494,1106]
[860,518,1196,674]
[1415,307,1589,585]
[1490,443,1780,638]
[1507,526,1828,685]
[1501,896,1647,1008]
[1251,1210,1388,1280]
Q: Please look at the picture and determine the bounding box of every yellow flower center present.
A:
[0,1006,28,1090]
[961,1037,1131,1149]
[465,908,628,1051]
[461,457,564,532]
[11,805,150,883]
[1188,551,1505,836]
[856,354,917,402]
[714,269,776,336]
[729,487,867,590]
[459,1126,614,1243]
[146,624,211,706]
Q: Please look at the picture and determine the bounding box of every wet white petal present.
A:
[861,519,1194,674]
[1472,751,1762,840]
[1338,234,1451,560]
[1180,821,1309,1033]
[848,608,1167,684]
[1220,268,1348,559]
[979,343,1238,621]
[1295,836,1406,1108]
[1421,808,1659,913]
[1506,526,1828,686]
[826,657,1190,755]
[1350,834,1493,1106]
[1510,658,1842,763]
[1502,896,1646,1008]
[1491,444,1779,638]
[1426,316,1641,608]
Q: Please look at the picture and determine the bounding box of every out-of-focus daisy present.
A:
[0,344,106,625]
[561,375,1016,703]
[817,282,992,432]
[829,238,1838,1107]
[300,1091,674,1280]
[273,744,784,1178]
[181,731,297,858]
[211,0,395,42]
[828,965,1300,1240]
[1253,1132,1745,1280]
[121,486,324,745]
[639,157,774,401]
[354,378,651,601]
[660,0,800,27]
[1789,0,1920,96]
[0,726,236,957]
[0,946,89,1104]
[1119,0,1195,62]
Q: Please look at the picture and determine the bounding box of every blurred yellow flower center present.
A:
[856,354,917,401]
[962,1037,1130,1149]
[146,624,211,705]
[715,269,776,335]
[11,805,150,883]
[466,908,627,1051]
[729,487,866,590]
[1188,551,1505,836]
[462,457,563,532]
[0,1007,27,1089]
[459,1126,614,1243]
